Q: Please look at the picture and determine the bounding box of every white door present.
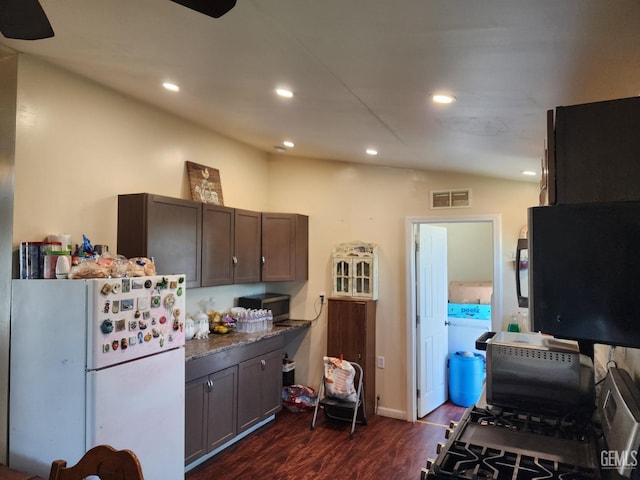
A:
[416,225,448,417]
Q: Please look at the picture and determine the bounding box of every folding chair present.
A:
[310,356,367,438]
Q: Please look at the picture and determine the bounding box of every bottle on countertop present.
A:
[507,314,520,332]
[518,311,529,332]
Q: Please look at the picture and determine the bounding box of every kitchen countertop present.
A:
[184,319,311,362]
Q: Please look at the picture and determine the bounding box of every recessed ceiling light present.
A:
[522,170,537,176]
[283,140,295,148]
[162,82,180,92]
[366,148,378,156]
[276,88,294,98]
[432,93,455,104]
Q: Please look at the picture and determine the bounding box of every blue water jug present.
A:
[449,351,485,407]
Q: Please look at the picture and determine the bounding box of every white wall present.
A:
[435,222,493,283]
[13,55,541,418]
[14,55,269,251]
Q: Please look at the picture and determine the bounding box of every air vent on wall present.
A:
[430,189,472,209]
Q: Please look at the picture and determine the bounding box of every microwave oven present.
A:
[237,293,290,322]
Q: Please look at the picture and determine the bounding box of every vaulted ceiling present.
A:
[2,0,639,182]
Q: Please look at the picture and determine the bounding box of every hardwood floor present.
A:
[186,402,465,480]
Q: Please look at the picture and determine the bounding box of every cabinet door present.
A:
[233,209,261,284]
[327,298,376,416]
[352,258,374,298]
[237,349,282,433]
[261,213,308,281]
[260,349,283,418]
[147,195,202,288]
[202,204,234,286]
[327,299,366,363]
[207,366,237,452]
[332,258,351,297]
[118,194,202,288]
[237,356,262,433]
[185,376,208,465]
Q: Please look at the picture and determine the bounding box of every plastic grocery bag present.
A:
[323,356,358,402]
[282,385,317,412]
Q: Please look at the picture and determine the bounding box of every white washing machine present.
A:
[447,303,491,356]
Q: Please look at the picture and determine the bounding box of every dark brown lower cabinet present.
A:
[185,366,237,465]
[185,336,283,466]
[237,349,283,433]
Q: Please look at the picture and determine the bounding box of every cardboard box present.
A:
[448,281,493,304]
[448,303,492,320]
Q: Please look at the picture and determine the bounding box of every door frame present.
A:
[405,214,502,422]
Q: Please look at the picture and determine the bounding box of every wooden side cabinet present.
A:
[261,213,309,281]
[185,366,237,465]
[117,193,202,288]
[237,349,283,433]
[327,298,376,416]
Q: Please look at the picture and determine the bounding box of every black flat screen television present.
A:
[529,201,640,348]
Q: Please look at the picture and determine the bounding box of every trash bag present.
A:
[282,385,317,412]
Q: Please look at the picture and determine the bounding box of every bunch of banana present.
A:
[208,310,235,334]
[212,324,230,334]
[208,310,222,332]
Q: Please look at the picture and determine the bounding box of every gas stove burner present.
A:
[469,406,592,441]
[432,441,599,480]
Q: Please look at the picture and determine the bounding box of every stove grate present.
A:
[430,440,599,480]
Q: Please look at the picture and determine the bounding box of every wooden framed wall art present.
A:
[186,161,224,205]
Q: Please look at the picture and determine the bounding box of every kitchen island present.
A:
[184,320,310,470]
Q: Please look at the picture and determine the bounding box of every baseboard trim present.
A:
[376,407,407,420]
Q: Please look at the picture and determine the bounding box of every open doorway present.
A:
[405,214,502,422]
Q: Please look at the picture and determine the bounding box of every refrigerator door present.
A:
[86,347,185,479]
[88,275,186,370]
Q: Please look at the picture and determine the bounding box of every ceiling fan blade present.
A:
[170,0,237,18]
[0,0,54,40]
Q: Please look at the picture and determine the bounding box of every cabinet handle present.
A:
[232,256,238,266]
[260,359,266,370]
[261,256,265,265]
[207,379,213,392]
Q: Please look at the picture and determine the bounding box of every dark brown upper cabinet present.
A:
[118,194,307,287]
[232,209,262,284]
[117,193,202,288]
[261,213,308,282]
[201,204,235,286]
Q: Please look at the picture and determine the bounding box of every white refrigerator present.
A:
[9,275,186,479]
